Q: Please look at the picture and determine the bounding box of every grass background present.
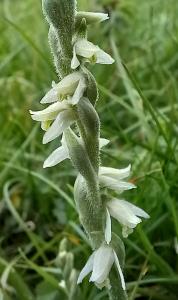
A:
[0,0,178,299]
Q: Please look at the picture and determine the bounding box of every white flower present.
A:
[40,71,86,104]
[76,11,109,24]
[43,137,109,168]
[99,165,136,193]
[77,244,126,290]
[30,99,76,144]
[71,39,114,69]
[30,72,87,144]
[106,199,150,239]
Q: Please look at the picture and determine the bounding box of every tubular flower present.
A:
[105,199,150,239]
[77,244,126,291]
[99,165,136,193]
[71,39,114,69]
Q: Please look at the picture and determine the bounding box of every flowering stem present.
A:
[30,1,149,299]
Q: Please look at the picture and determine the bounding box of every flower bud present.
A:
[59,238,68,252]
[55,250,67,268]
[69,269,79,298]
[63,252,74,279]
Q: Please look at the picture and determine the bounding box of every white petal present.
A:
[99,175,136,193]
[107,199,142,229]
[75,39,98,58]
[77,253,94,284]
[99,138,110,149]
[105,208,112,244]
[71,77,86,105]
[77,12,109,24]
[30,102,69,122]
[71,46,80,69]
[100,165,131,180]
[96,48,114,65]
[118,200,150,219]
[57,72,82,95]
[40,86,58,104]
[90,245,114,284]
[43,145,69,168]
[43,110,75,144]
[113,251,126,290]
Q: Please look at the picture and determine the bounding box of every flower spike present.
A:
[30,1,150,298]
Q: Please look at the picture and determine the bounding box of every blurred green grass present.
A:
[0,0,178,299]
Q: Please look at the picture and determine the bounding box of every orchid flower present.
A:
[105,199,150,240]
[77,244,126,291]
[71,39,114,69]
[40,71,86,104]
[99,165,136,193]
[30,72,86,144]
[30,100,76,144]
